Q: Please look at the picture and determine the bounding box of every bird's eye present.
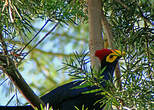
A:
[109,55,114,58]
[106,53,118,63]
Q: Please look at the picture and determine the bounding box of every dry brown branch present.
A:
[101,10,122,90]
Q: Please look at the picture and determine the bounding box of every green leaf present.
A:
[82,88,102,94]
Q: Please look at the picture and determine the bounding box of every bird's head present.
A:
[95,48,125,80]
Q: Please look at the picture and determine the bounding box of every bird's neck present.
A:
[100,61,117,81]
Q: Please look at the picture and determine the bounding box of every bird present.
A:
[0,49,125,110]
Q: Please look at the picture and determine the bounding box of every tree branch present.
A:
[0,33,45,109]
[101,10,122,90]
[5,38,74,57]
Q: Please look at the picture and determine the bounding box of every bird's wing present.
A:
[40,80,95,105]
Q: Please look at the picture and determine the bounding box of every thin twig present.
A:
[0,33,8,55]
[20,20,51,54]
[0,78,8,86]
[22,22,59,60]
[6,94,15,106]
[137,6,153,25]
[114,0,130,10]
[2,0,8,13]
[114,0,153,25]
[6,38,74,57]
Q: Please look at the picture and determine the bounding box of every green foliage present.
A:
[34,104,53,110]
[42,0,87,23]
[0,0,87,38]
[62,51,90,79]
[102,1,153,109]
[62,50,152,109]
[0,0,153,109]
[75,105,88,110]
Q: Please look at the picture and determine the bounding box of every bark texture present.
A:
[88,0,104,70]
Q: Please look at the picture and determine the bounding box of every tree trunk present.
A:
[88,0,103,70]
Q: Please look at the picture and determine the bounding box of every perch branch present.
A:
[0,33,45,109]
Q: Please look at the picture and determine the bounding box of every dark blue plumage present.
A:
[40,59,119,110]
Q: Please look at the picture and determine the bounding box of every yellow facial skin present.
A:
[106,49,126,63]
